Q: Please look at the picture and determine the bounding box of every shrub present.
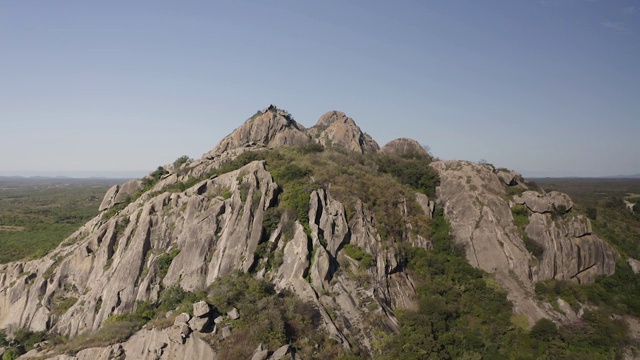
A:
[157,248,181,279]
[2,348,21,360]
[51,296,78,316]
[511,204,529,228]
[173,155,191,169]
[342,244,374,269]
[530,318,557,341]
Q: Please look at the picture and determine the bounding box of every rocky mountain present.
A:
[0,105,629,359]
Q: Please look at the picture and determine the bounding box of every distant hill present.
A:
[608,173,640,179]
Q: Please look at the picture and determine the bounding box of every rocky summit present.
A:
[0,105,629,359]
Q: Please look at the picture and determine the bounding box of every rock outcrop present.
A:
[380,138,429,158]
[308,111,379,153]
[205,105,309,158]
[0,105,625,358]
[525,213,616,283]
[431,160,618,323]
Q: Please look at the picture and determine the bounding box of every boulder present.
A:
[221,326,232,339]
[312,111,380,153]
[227,307,239,320]
[188,316,210,333]
[514,191,552,213]
[174,313,191,325]
[380,138,429,157]
[415,193,435,219]
[270,345,291,360]
[547,191,574,212]
[628,258,640,274]
[193,300,210,318]
[99,185,119,211]
[113,179,142,205]
[496,170,518,186]
[179,323,192,338]
[252,350,270,360]
[251,343,269,360]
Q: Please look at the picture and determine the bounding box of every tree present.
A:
[530,318,558,341]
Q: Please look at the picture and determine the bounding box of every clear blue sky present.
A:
[1,1,638,177]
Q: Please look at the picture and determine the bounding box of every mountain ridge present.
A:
[0,105,631,359]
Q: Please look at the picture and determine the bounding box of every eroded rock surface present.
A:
[431,160,618,323]
[380,138,429,157]
[309,111,379,153]
[0,106,626,358]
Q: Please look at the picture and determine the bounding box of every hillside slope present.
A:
[0,106,628,359]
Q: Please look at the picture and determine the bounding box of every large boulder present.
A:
[309,111,379,153]
[380,138,429,158]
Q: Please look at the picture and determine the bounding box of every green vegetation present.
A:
[511,204,544,258]
[0,329,46,359]
[50,296,78,316]
[157,248,181,279]
[173,155,192,169]
[342,244,374,269]
[381,209,630,359]
[0,178,117,264]
[206,272,353,359]
[536,260,640,317]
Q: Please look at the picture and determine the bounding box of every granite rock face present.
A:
[431,160,618,323]
[0,105,624,357]
[309,111,380,153]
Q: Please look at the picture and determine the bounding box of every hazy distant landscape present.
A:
[0,178,123,263]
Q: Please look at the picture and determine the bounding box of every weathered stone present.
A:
[179,323,192,338]
[525,213,616,283]
[206,106,309,158]
[312,111,380,153]
[270,345,291,360]
[227,307,239,320]
[380,138,429,157]
[99,185,119,211]
[628,258,640,274]
[515,191,552,213]
[213,315,224,324]
[174,313,191,325]
[188,316,210,333]
[168,326,185,344]
[113,179,142,205]
[430,159,617,325]
[415,193,434,219]
[547,191,573,212]
[193,300,210,318]
[252,349,270,360]
[496,170,517,186]
[221,326,232,339]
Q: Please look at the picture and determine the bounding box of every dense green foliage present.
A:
[376,152,439,197]
[0,178,117,263]
[342,244,374,269]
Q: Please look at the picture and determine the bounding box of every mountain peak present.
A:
[206,107,382,158]
[205,105,308,158]
[310,111,380,153]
